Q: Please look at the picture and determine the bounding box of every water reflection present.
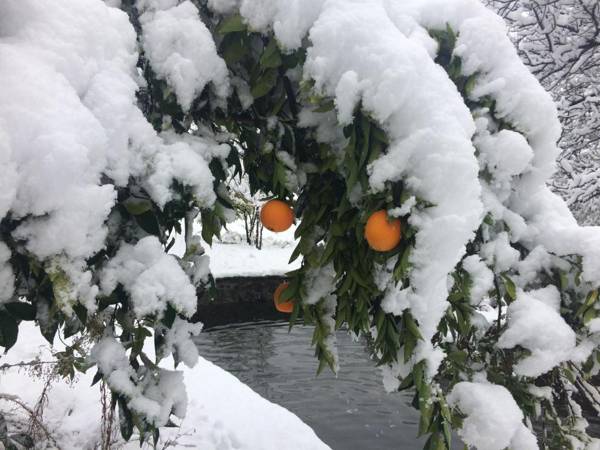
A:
[195,321,454,450]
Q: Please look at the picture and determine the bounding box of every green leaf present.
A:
[36,300,59,345]
[251,69,278,99]
[559,270,568,291]
[419,401,434,436]
[63,315,83,338]
[221,35,246,65]
[218,15,246,34]
[424,432,446,450]
[260,39,282,69]
[73,303,88,325]
[455,308,470,335]
[91,370,103,386]
[442,421,452,449]
[288,242,303,264]
[118,396,134,441]
[576,289,598,317]
[279,283,296,303]
[404,312,423,341]
[394,246,412,282]
[0,311,18,350]
[123,198,152,216]
[4,302,36,321]
[134,210,161,237]
[371,125,389,145]
[397,373,414,391]
[201,209,217,246]
[447,350,467,366]
[314,100,335,113]
[464,75,477,96]
[413,361,424,391]
[583,307,597,324]
[501,273,517,301]
[404,333,417,363]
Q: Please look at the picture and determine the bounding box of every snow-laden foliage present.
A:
[1,0,600,448]
[486,0,600,225]
[447,378,538,450]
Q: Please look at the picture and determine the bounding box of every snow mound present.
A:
[138,0,230,111]
[100,236,198,318]
[498,289,591,377]
[447,380,538,450]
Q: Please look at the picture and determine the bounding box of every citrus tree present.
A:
[1,0,600,449]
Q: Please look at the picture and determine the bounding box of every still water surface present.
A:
[195,321,459,450]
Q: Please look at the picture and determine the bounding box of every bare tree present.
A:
[486,0,600,224]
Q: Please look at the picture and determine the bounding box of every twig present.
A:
[0,393,61,449]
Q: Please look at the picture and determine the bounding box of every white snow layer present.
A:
[99,236,198,318]
[0,323,330,450]
[2,0,600,447]
[447,380,538,450]
[208,0,600,381]
[0,0,220,315]
[137,0,230,111]
[498,289,592,377]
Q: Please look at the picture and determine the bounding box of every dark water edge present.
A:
[195,321,463,450]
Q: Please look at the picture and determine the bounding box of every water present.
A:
[194,320,444,450]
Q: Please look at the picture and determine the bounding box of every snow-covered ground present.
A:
[0,322,329,450]
[0,225,325,450]
[171,220,300,277]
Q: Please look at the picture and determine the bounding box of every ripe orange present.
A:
[273,282,294,313]
[260,199,294,232]
[364,210,402,252]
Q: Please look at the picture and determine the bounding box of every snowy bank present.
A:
[0,323,330,450]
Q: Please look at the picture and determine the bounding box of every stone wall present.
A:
[193,275,289,328]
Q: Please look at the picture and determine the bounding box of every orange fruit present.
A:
[260,199,294,232]
[364,210,402,252]
[273,282,294,313]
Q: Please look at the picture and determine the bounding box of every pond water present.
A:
[195,320,461,450]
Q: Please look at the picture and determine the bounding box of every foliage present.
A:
[1,1,600,449]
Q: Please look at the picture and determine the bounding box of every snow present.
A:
[480,232,520,273]
[138,0,230,111]
[0,0,222,321]
[447,379,538,450]
[90,335,191,428]
[229,0,326,51]
[303,262,336,306]
[588,318,600,334]
[170,220,300,277]
[100,236,198,318]
[476,129,534,189]
[0,0,132,261]
[301,0,484,360]
[498,289,588,377]
[160,317,204,367]
[462,255,494,305]
[3,0,600,447]
[0,323,330,450]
